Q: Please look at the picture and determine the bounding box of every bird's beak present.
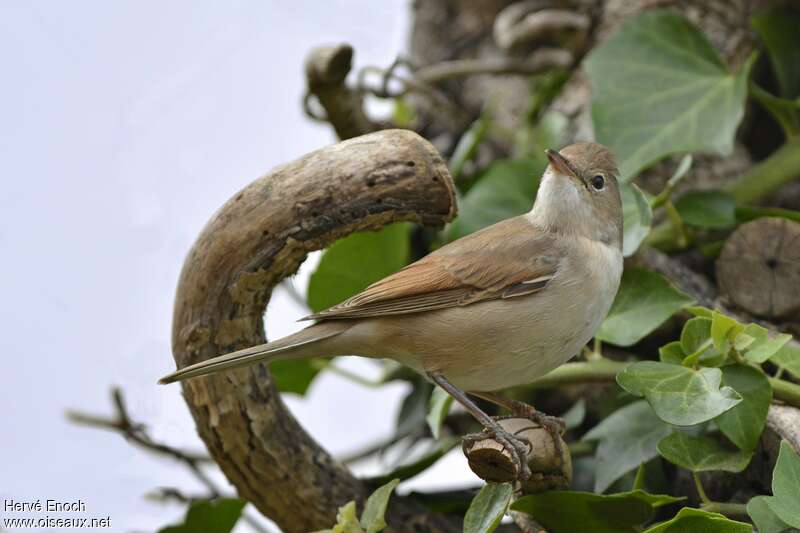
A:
[545,149,582,185]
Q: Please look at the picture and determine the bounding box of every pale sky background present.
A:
[0,2,476,532]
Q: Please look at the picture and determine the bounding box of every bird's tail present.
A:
[158,321,349,384]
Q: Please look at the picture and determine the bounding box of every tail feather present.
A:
[158,322,348,384]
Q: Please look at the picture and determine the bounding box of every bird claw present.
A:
[521,410,566,468]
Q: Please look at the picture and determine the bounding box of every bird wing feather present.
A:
[303,216,564,320]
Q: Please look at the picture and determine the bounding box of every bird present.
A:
[160,142,624,479]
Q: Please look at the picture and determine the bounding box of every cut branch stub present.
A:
[462,417,572,493]
[170,129,457,533]
[716,217,800,320]
[305,43,377,140]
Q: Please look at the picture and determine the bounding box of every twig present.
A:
[339,431,412,465]
[413,51,571,86]
[67,388,271,533]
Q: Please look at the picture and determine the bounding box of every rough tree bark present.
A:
[170,129,460,532]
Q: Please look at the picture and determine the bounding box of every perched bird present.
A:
[160,142,623,479]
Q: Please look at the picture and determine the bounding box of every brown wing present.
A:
[303,216,564,321]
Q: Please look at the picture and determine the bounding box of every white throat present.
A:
[527,168,620,248]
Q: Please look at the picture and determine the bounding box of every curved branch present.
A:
[170,129,458,532]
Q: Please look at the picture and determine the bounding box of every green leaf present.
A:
[450,116,490,180]
[657,432,751,472]
[270,359,323,395]
[585,10,753,179]
[710,311,743,353]
[315,501,364,533]
[597,268,695,347]
[583,400,671,493]
[396,381,433,436]
[511,490,678,533]
[764,441,800,528]
[659,341,686,365]
[752,7,800,98]
[563,398,587,430]
[715,364,772,451]
[361,479,399,533]
[745,332,792,364]
[667,154,693,188]
[747,495,792,533]
[308,223,410,312]
[643,507,751,533]
[617,361,742,426]
[364,437,459,486]
[674,190,736,229]
[685,306,713,318]
[680,317,713,358]
[463,483,513,533]
[425,386,453,440]
[392,98,415,128]
[159,499,246,533]
[621,182,653,256]
[771,344,800,379]
[445,158,544,241]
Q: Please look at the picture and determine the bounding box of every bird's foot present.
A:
[464,425,533,481]
[514,407,566,468]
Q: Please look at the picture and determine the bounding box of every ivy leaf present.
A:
[685,306,713,318]
[597,268,694,347]
[659,341,685,365]
[585,10,753,179]
[511,490,680,533]
[763,441,800,528]
[463,483,513,533]
[563,398,587,430]
[426,386,454,440]
[710,311,743,353]
[674,191,736,229]
[315,501,363,533]
[159,499,246,533]
[308,223,410,312]
[745,331,793,364]
[642,507,751,533]
[747,496,793,533]
[270,359,323,396]
[396,382,433,436]
[583,400,671,493]
[770,344,800,379]
[364,437,459,486]
[617,361,742,426]
[446,158,543,241]
[679,317,713,364]
[714,364,772,451]
[360,479,399,533]
[621,182,653,256]
[752,7,800,99]
[657,432,751,473]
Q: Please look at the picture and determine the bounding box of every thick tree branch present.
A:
[168,129,459,532]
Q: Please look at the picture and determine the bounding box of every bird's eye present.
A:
[590,174,605,191]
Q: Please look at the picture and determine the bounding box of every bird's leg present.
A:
[470,390,566,467]
[427,372,532,480]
